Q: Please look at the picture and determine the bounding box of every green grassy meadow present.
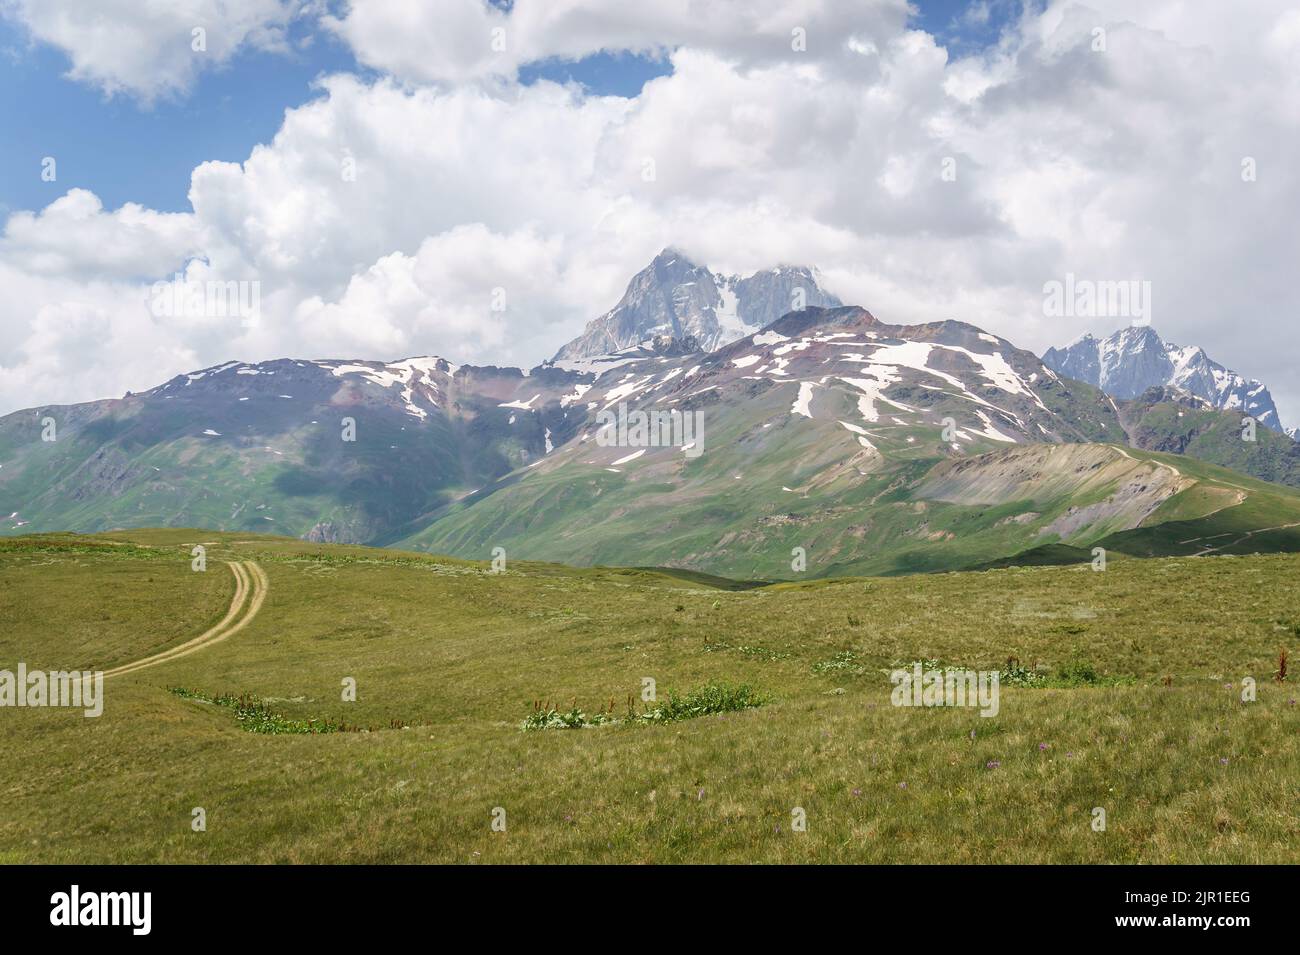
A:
[1,530,1297,863]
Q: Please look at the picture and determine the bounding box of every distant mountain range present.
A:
[3,254,1298,578]
[1042,325,1284,431]
[553,248,840,359]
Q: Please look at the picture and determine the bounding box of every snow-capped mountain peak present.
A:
[552,248,840,361]
[1042,326,1284,431]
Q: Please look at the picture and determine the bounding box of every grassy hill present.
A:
[404,437,1300,579]
[963,449,1300,570]
[2,530,1297,863]
[1119,388,1300,488]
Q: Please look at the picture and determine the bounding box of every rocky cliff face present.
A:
[552,248,840,360]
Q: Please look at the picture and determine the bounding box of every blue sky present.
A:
[0,1,1015,221]
[911,0,1018,48]
[0,15,361,218]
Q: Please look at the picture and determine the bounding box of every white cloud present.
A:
[291,224,574,363]
[0,0,297,100]
[185,74,629,296]
[0,189,202,280]
[0,264,203,410]
[0,0,1297,428]
[326,0,911,84]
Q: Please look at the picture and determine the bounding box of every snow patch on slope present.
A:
[792,381,817,418]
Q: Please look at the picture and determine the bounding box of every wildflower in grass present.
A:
[1219,757,1230,765]
[1038,742,1050,751]
[852,788,862,797]
[898,782,907,789]
[986,760,1001,769]
[1066,751,1075,758]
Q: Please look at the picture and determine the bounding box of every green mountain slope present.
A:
[0,357,595,542]
[1118,386,1300,487]
[3,306,1296,579]
[400,309,1300,577]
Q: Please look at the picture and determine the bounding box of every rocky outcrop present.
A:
[553,248,840,360]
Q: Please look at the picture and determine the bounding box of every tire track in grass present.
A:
[102,560,267,680]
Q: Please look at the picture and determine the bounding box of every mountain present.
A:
[1042,325,1284,431]
[552,248,841,360]
[401,307,1300,577]
[5,302,1300,578]
[1117,386,1300,488]
[0,356,600,544]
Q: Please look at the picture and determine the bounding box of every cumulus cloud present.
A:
[185,74,629,296]
[0,0,298,100]
[0,264,203,409]
[0,0,1297,426]
[0,189,203,280]
[326,0,911,84]
[291,224,575,363]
